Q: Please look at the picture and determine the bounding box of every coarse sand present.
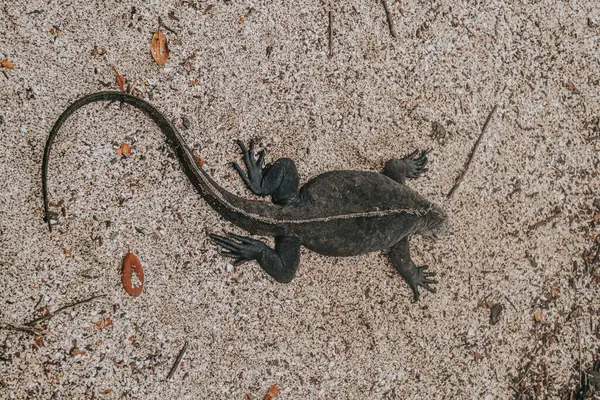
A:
[1,1,600,398]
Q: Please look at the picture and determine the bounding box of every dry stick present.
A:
[25,294,106,326]
[0,323,42,336]
[381,0,397,38]
[328,11,334,58]
[527,207,561,232]
[167,341,188,380]
[446,104,498,198]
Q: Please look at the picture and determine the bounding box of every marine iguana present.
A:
[42,92,449,301]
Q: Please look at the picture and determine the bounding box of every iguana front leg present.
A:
[232,140,299,205]
[388,236,437,301]
[383,149,429,185]
[209,233,300,283]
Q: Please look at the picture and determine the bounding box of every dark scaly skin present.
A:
[42,91,448,301]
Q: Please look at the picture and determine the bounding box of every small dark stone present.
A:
[182,116,191,130]
[490,303,503,325]
[431,121,447,144]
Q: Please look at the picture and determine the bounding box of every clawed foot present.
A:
[409,265,437,302]
[402,150,429,179]
[209,232,266,266]
[232,139,267,194]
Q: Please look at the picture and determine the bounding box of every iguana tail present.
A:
[42,91,281,235]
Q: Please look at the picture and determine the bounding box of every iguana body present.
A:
[42,92,449,301]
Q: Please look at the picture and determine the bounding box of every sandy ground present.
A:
[1,0,600,398]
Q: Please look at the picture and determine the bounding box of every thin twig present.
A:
[167,341,188,380]
[24,294,106,326]
[33,295,43,311]
[328,11,334,58]
[381,0,397,38]
[447,104,498,198]
[0,323,42,336]
[527,207,561,233]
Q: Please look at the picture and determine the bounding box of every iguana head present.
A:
[420,203,451,239]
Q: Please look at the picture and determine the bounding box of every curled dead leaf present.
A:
[534,311,546,323]
[194,154,205,167]
[70,348,88,361]
[34,336,44,348]
[116,142,132,156]
[263,384,279,400]
[151,28,169,65]
[112,67,126,92]
[1,59,15,69]
[95,317,113,330]
[121,251,144,297]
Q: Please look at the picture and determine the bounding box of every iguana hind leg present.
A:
[388,236,437,301]
[383,149,429,185]
[209,233,300,283]
[232,139,299,205]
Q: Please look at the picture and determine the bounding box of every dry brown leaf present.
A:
[63,248,73,258]
[112,67,126,92]
[116,142,132,155]
[594,213,600,223]
[121,251,144,297]
[550,287,559,298]
[190,78,199,86]
[101,389,111,396]
[263,384,279,400]
[1,59,15,69]
[95,317,113,330]
[194,154,205,167]
[244,394,253,400]
[71,349,87,357]
[34,337,44,348]
[151,28,169,65]
[534,311,546,323]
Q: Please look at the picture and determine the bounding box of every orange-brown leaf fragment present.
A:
[238,17,245,24]
[112,67,126,92]
[95,317,114,330]
[1,59,15,69]
[194,154,205,167]
[121,251,144,297]
[34,336,44,348]
[116,142,132,155]
[263,384,279,400]
[594,213,600,223]
[534,311,546,323]
[151,28,169,65]
[71,349,87,357]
